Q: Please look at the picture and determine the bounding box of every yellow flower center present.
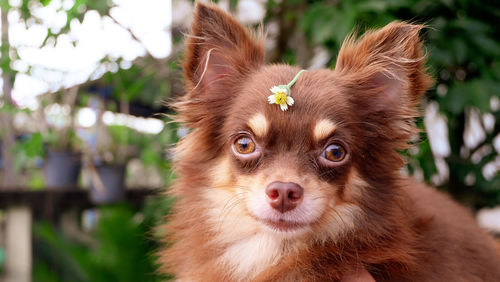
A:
[274,91,287,105]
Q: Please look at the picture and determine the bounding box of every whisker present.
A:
[215,189,251,233]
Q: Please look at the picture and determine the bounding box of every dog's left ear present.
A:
[334,22,432,111]
[183,3,264,97]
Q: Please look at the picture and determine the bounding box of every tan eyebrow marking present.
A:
[314,119,337,141]
[247,113,269,137]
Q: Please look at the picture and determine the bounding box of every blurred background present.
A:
[0,0,498,281]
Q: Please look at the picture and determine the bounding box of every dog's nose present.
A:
[265,181,304,213]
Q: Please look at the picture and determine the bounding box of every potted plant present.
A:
[40,87,83,189]
[43,129,82,189]
[87,124,139,204]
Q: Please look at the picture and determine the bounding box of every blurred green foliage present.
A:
[33,199,173,282]
[98,120,176,184]
[100,62,172,109]
[16,0,112,45]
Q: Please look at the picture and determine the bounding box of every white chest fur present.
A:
[219,233,284,280]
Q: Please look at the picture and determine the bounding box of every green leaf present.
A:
[25,133,44,158]
[28,171,45,190]
[440,83,467,115]
[472,35,500,56]
[41,0,52,7]
[140,148,159,167]
[451,38,467,64]
[0,247,5,267]
[466,80,493,112]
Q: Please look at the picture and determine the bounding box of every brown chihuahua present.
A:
[160,3,500,281]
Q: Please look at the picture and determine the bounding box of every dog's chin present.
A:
[247,204,320,238]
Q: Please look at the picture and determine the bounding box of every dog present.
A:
[160,3,500,281]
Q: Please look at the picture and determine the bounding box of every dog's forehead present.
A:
[226,65,349,140]
[244,113,337,144]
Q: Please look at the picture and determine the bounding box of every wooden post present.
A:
[3,207,31,282]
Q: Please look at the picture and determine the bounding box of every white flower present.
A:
[267,85,294,111]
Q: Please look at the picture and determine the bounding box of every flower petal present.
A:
[270,86,280,93]
[268,95,276,104]
[280,104,288,111]
[286,96,294,106]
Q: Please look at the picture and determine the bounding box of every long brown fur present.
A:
[159,3,500,281]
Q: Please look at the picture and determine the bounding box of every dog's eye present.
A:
[233,137,256,155]
[323,144,346,162]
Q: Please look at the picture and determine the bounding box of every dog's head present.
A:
[174,3,432,241]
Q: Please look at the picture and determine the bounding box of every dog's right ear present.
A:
[183,3,264,98]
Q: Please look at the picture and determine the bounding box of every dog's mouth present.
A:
[260,218,309,233]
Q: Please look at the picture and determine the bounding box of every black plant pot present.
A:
[89,164,125,204]
[44,151,81,189]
